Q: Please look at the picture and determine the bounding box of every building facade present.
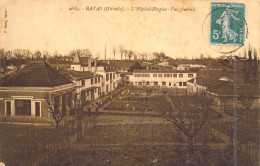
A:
[70,55,121,95]
[0,61,76,119]
[61,70,103,102]
[128,70,196,88]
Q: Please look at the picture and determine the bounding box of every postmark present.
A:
[210,2,245,46]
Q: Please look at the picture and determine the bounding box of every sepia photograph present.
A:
[0,0,259,165]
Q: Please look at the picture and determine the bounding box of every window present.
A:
[113,73,115,79]
[154,82,158,86]
[91,79,93,85]
[110,73,112,80]
[169,82,171,86]
[146,82,150,85]
[95,78,97,84]
[35,102,40,116]
[113,82,115,88]
[158,74,163,77]
[173,74,177,77]
[106,85,109,92]
[6,101,11,116]
[188,74,193,78]
[153,74,157,77]
[162,82,166,86]
[179,74,183,78]
[179,82,182,86]
[183,82,187,86]
[106,74,109,81]
[98,77,100,83]
[164,74,172,77]
[98,87,101,95]
[15,100,31,116]
[82,80,85,86]
[138,82,142,85]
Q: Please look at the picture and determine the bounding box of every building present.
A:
[128,70,196,88]
[70,55,121,95]
[61,70,103,102]
[0,61,75,119]
[187,77,260,110]
[177,64,207,70]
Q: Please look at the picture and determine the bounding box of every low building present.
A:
[128,69,196,88]
[187,77,260,110]
[0,61,76,120]
[177,64,207,70]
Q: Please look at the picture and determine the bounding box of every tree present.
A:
[13,49,25,67]
[240,95,254,112]
[112,46,116,60]
[69,49,92,58]
[34,50,42,60]
[158,92,214,153]
[72,94,85,141]
[119,45,124,61]
[44,93,68,129]
[142,86,153,111]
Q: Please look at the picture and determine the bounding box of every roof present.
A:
[71,55,91,66]
[63,70,102,80]
[133,69,196,73]
[207,83,259,96]
[195,77,222,87]
[97,61,118,72]
[191,77,259,96]
[1,61,73,87]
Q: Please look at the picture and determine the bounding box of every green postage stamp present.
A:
[210,2,245,45]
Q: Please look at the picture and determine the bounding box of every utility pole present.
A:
[104,44,106,61]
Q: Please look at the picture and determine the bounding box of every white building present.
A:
[177,64,207,70]
[61,70,103,102]
[128,70,196,88]
[70,55,121,95]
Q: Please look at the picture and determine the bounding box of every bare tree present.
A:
[34,50,42,60]
[112,46,116,60]
[127,50,134,60]
[240,95,254,112]
[69,49,92,58]
[13,49,25,67]
[119,45,124,61]
[158,92,214,153]
[44,93,68,129]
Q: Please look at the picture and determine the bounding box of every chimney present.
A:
[88,57,92,71]
[94,58,97,73]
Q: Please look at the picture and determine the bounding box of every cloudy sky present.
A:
[0,0,259,59]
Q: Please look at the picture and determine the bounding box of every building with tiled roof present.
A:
[70,55,121,95]
[1,61,73,87]
[60,70,103,102]
[187,76,260,110]
[0,61,76,120]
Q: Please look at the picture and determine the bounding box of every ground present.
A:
[0,87,259,166]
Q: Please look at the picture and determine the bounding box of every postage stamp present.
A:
[210,2,245,46]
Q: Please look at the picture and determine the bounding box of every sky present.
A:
[0,0,259,59]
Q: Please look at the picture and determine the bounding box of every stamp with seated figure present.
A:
[210,2,245,46]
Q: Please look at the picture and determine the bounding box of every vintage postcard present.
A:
[0,0,259,165]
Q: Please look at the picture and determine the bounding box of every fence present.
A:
[0,115,98,166]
